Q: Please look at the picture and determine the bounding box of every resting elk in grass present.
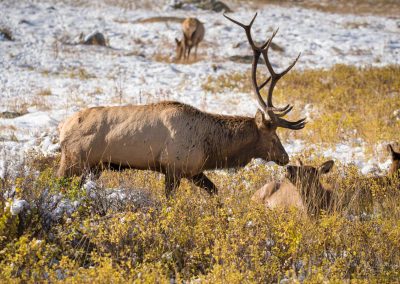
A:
[387,144,400,178]
[58,13,305,198]
[252,160,335,216]
[175,17,205,61]
[356,144,400,212]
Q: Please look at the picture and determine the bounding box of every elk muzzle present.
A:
[274,152,289,166]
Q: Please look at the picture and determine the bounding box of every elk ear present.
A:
[318,160,334,174]
[389,144,400,160]
[255,109,266,128]
[388,144,396,156]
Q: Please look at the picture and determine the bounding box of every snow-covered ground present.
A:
[1,0,399,178]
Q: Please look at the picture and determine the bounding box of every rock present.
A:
[208,1,232,12]
[171,0,232,12]
[80,31,107,46]
[19,19,35,26]
[0,111,27,119]
[0,27,13,41]
[228,55,265,64]
[169,0,183,9]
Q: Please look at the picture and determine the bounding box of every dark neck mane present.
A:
[203,114,259,169]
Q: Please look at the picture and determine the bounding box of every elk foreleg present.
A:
[186,46,192,61]
[194,44,198,59]
[165,174,181,199]
[190,172,218,196]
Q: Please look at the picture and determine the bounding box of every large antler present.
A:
[223,13,306,130]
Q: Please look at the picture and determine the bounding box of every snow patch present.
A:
[10,199,30,215]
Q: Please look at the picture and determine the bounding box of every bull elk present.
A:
[58,13,305,198]
[252,160,335,216]
[175,17,205,61]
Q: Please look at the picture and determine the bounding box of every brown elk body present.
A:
[175,17,205,61]
[58,14,306,198]
[252,160,335,216]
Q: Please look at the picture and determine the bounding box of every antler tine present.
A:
[223,13,262,50]
[224,12,271,112]
[262,28,279,77]
[260,28,306,129]
[261,29,301,111]
[251,53,268,111]
[269,114,306,130]
[258,76,271,90]
[223,12,257,29]
[280,52,301,78]
[256,29,294,113]
[224,13,306,129]
[275,105,293,117]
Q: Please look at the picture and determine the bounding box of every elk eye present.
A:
[265,121,274,129]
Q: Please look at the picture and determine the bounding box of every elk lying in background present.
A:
[355,144,400,212]
[58,14,305,198]
[175,17,205,61]
[387,144,400,178]
[252,160,335,216]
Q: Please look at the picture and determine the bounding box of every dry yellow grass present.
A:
[36,88,52,97]
[0,151,399,282]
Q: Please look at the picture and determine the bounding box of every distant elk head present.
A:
[175,38,184,61]
[388,144,400,177]
[224,13,305,164]
[252,159,335,216]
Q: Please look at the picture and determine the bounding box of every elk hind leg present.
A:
[191,172,218,196]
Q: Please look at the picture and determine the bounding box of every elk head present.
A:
[388,144,400,177]
[286,159,334,189]
[224,13,306,165]
[286,159,335,214]
[175,38,184,61]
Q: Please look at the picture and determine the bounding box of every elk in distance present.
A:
[58,13,305,198]
[175,17,205,61]
[252,160,335,216]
